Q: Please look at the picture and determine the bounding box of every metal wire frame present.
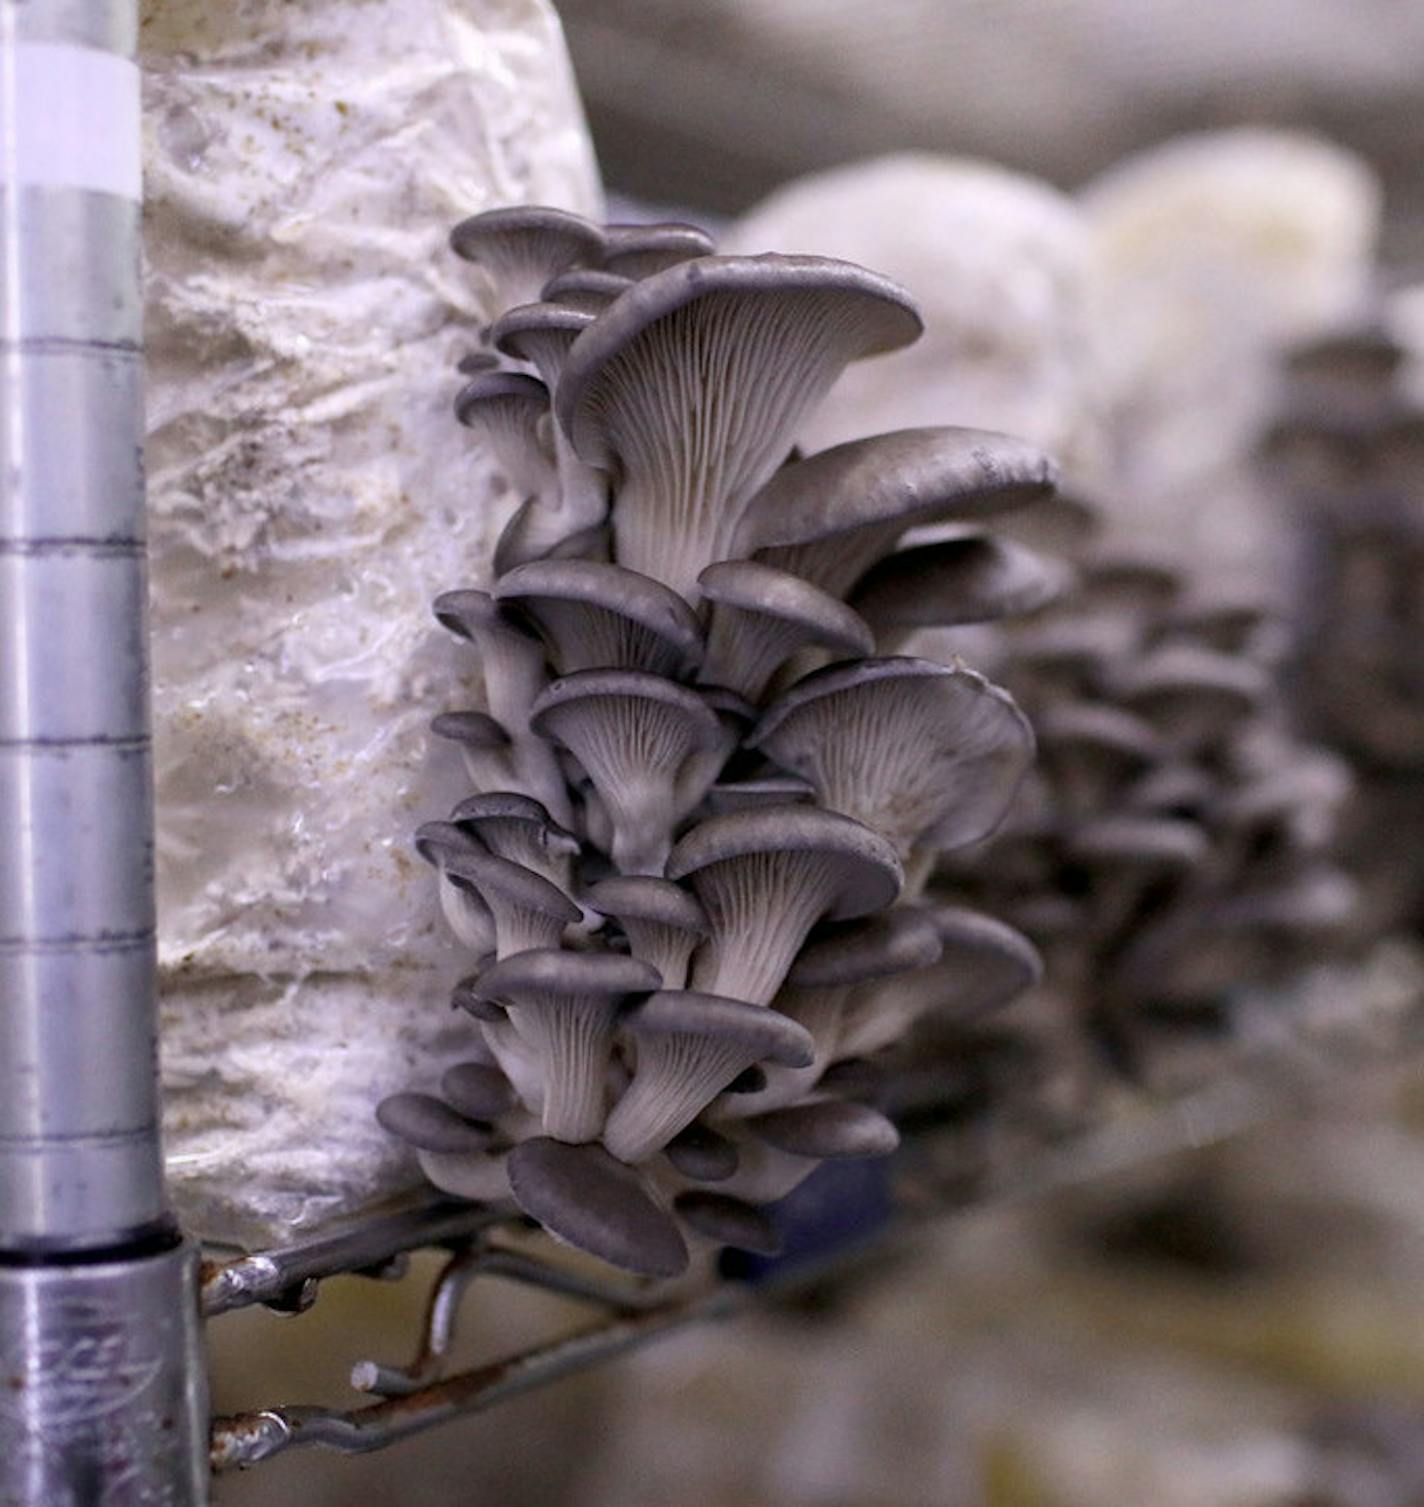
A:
[204,993,1424,1475]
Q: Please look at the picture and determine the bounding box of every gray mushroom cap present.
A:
[1066,814,1209,942]
[787,907,944,990]
[495,559,705,678]
[664,1120,739,1182]
[751,657,1034,858]
[457,349,502,375]
[602,220,716,278]
[667,804,904,1005]
[1110,645,1269,749]
[1214,864,1357,934]
[1216,751,1352,845]
[585,874,710,991]
[849,533,1072,646]
[450,205,606,312]
[1066,814,1209,875]
[452,972,506,1024]
[835,903,1043,1059]
[717,908,943,1119]
[556,254,923,601]
[1004,614,1139,703]
[442,849,580,959]
[603,990,815,1165]
[450,790,582,891]
[1038,701,1165,819]
[673,1190,781,1256]
[440,1061,517,1122]
[744,1099,900,1159]
[696,558,875,702]
[488,300,597,390]
[431,590,571,822]
[530,668,723,875]
[430,709,515,793]
[541,267,635,314]
[735,427,1059,600]
[1125,763,1216,818]
[1163,590,1283,660]
[415,819,497,955]
[414,818,480,867]
[453,370,555,499]
[1076,550,1182,620]
[468,948,662,1144]
[375,1092,496,1154]
[506,1137,688,1278]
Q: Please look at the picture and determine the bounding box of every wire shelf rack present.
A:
[203,984,1424,1475]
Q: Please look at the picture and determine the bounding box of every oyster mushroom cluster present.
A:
[377,206,1063,1278]
[1263,324,1424,935]
[932,546,1358,1099]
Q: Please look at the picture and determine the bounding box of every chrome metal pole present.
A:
[0,2,208,1499]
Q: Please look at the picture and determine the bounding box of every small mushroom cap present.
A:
[1110,644,1268,723]
[541,267,635,312]
[467,947,662,1007]
[456,349,502,375]
[699,560,874,651]
[850,533,1072,632]
[921,903,1045,1013]
[1077,550,1182,616]
[529,666,721,742]
[667,804,903,922]
[787,908,943,989]
[674,1190,781,1255]
[1125,763,1217,817]
[506,1137,689,1278]
[836,903,1042,1059]
[735,426,1058,575]
[414,819,480,866]
[1038,702,1164,765]
[441,850,582,926]
[488,301,597,386]
[1007,613,1138,686]
[602,220,716,277]
[697,558,876,698]
[430,710,511,750]
[431,589,516,643]
[451,791,582,852]
[450,206,606,297]
[744,1100,900,1159]
[624,991,815,1070]
[440,1061,517,1121]
[1065,815,1209,874]
[375,1092,495,1154]
[664,1121,739,1182]
[453,367,550,423]
[1215,865,1358,933]
[495,559,705,675]
[451,973,506,1024]
[751,657,1034,854]
[585,875,709,936]
[1217,752,1352,836]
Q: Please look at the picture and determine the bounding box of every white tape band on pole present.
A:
[0,42,141,200]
